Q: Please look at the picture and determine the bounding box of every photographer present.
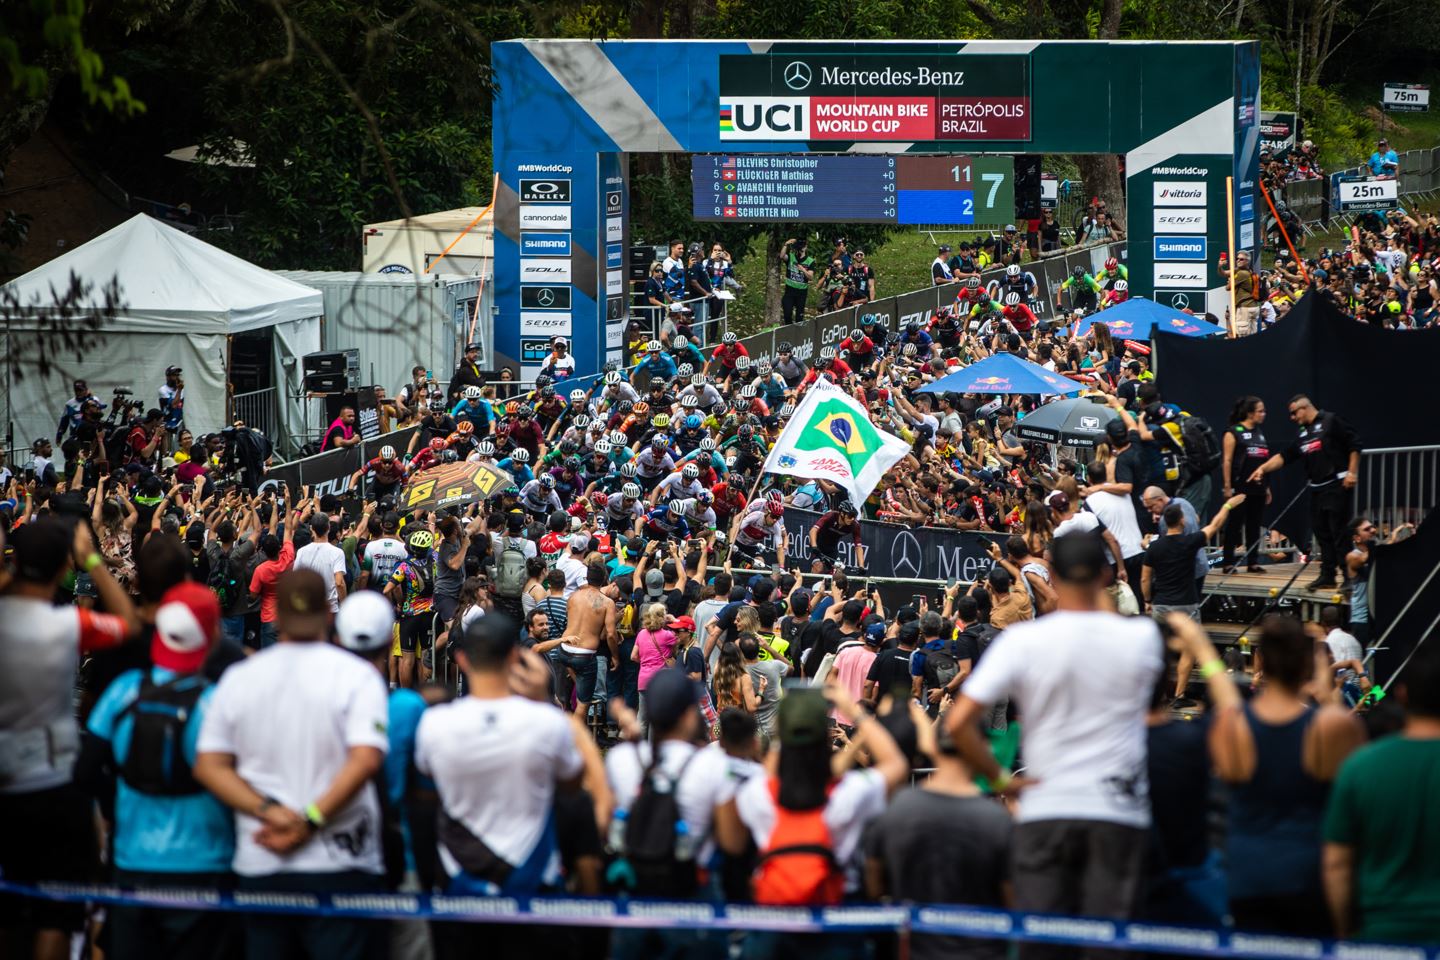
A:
[779,237,814,325]
[125,409,166,468]
[57,379,105,444]
[819,257,851,313]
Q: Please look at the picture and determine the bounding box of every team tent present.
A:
[918,352,1084,397]
[1,214,321,452]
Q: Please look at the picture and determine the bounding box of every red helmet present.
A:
[428,437,446,452]
[591,491,609,509]
[1105,257,1118,271]
[766,501,784,518]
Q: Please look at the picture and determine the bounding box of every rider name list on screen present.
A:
[692,155,1013,224]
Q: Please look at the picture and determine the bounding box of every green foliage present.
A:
[1,0,144,114]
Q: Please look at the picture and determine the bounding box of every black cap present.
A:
[643,668,700,732]
[1104,420,1128,444]
[11,517,72,583]
[465,342,481,352]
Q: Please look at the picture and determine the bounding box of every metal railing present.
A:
[1354,444,1440,535]
[232,387,278,441]
[628,291,726,350]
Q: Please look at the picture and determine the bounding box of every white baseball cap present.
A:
[336,591,396,655]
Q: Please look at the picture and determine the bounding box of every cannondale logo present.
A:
[1169,293,1190,310]
[784,61,813,90]
[889,530,923,579]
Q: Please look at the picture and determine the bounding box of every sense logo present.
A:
[719,98,809,141]
[1153,209,1207,233]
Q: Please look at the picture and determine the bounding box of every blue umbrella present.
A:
[1072,297,1225,340]
[918,352,1084,396]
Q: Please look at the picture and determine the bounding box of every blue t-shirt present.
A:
[1367,150,1398,176]
[87,667,235,873]
[386,688,428,872]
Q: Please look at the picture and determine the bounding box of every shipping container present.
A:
[270,271,494,401]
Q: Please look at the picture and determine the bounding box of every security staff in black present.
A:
[1249,393,1361,590]
[448,341,486,402]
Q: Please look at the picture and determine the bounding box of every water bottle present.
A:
[607,807,628,853]
[674,819,697,863]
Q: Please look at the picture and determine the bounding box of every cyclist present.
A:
[350,445,407,501]
[809,499,865,573]
[1057,265,1101,314]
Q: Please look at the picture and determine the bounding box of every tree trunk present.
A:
[0,77,57,178]
[764,231,783,327]
[1098,0,1123,38]
[1232,0,1248,30]
[1074,154,1126,226]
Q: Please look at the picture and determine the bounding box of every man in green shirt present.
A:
[778,237,814,326]
[1324,643,1440,943]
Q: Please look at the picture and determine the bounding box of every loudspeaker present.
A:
[1014,155,1043,220]
[302,349,359,394]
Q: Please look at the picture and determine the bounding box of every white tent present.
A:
[1,214,321,453]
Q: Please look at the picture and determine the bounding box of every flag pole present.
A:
[1225,176,1238,339]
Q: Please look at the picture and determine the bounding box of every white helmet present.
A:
[678,363,694,378]
[605,371,621,385]
[477,440,495,456]
[736,356,751,370]
[722,332,737,345]
[464,385,481,400]
[573,414,591,429]
[1004,291,1021,307]
[691,373,705,386]
[595,439,613,454]
[699,437,717,452]
[379,445,396,460]
[820,346,835,361]
[1115,280,1129,292]
[608,430,628,446]
[682,462,700,480]
[674,335,688,348]
[622,482,641,499]
[569,389,587,403]
[647,339,662,352]
[511,447,530,463]
[1006,264,1021,277]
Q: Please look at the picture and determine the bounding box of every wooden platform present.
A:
[1203,562,1349,604]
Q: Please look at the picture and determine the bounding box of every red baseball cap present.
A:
[151,582,220,672]
[667,615,696,632]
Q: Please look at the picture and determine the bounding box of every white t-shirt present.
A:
[293,541,348,611]
[1053,511,1107,559]
[363,537,408,584]
[606,739,740,863]
[962,611,1161,828]
[415,695,582,875]
[1084,491,1145,560]
[735,768,887,868]
[1326,628,1363,663]
[555,553,589,598]
[196,642,390,875]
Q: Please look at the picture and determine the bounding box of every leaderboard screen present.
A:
[693,154,1014,224]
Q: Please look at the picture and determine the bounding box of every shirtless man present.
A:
[546,560,618,717]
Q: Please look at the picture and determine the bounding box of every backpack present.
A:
[922,641,959,698]
[104,423,133,466]
[751,778,844,906]
[493,537,528,598]
[619,747,700,896]
[117,674,208,795]
[207,546,243,611]
[403,556,433,603]
[1178,412,1222,475]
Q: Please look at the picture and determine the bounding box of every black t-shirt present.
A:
[662,582,700,618]
[866,646,916,699]
[1147,717,1212,873]
[1144,531,1206,605]
[322,423,350,451]
[803,622,858,677]
[863,788,1012,960]
[1282,411,1361,485]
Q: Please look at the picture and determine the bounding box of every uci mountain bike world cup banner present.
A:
[718,53,1031,142]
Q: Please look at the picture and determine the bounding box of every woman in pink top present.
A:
[632,603,677,732]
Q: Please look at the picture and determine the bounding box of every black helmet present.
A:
[837,499,858,517]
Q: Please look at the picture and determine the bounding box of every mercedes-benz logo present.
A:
[783,61,812,90]
[1170,293,1190,310]
[890,530,923,579]
[536,288,556,307]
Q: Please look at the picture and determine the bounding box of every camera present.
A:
[112,387,134,397]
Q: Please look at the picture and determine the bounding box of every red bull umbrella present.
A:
[918,352,1084,397]
[1072,297,1225,339]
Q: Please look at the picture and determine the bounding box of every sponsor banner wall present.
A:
[781,508,1006,593]
[262,426,421,501]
